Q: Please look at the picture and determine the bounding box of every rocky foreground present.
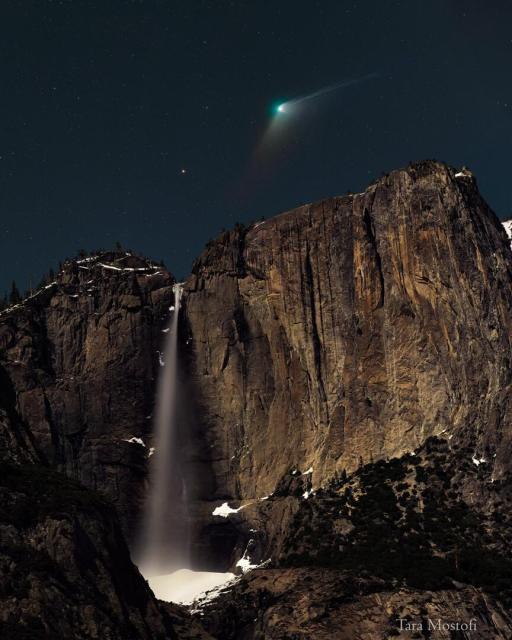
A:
[194,436,512,638]
[1,160,512,637]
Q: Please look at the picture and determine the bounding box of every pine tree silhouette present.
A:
[9,281,21,305]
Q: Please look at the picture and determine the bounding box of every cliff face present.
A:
[183,161,512,501]
[0,461,176,639]
[1,160,512,637]
[0,252,175,536]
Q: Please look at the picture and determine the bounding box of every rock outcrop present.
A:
[195,567,512,640]
[0,460,177,639]
[0,251,175,538]
[183,161,512,505]
[192,436,512,638]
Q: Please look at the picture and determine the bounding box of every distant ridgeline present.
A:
[0,248,168,314]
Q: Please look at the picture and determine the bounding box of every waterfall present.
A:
[137,282,189,577]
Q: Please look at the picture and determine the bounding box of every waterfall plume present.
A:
[137,282,188,576]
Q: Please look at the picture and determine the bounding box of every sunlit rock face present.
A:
[183,160,512,502]
[0,252,175,539]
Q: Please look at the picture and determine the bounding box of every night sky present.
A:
[1,1,511,292]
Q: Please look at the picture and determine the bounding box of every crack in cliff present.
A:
[362,207,385,310]
[43,392,64,465]
[0,365,48,464]
[304,245,327,405]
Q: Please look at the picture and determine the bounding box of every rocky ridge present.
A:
[0,459,177,639]
[0,250,175,538]
[191,437,512,638]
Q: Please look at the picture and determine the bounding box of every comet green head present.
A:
[272,101,287,115]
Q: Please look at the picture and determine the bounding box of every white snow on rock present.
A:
[148,447,155,457]
[302,467,313,475]
[502,220,512,243]
[472,455,486,466]
[212,502,243,517]
[454,168,473,179]
[146,569,236,606]
[76,256,98,264]
[302,490,312,499]
[236,552,258,573]
[124,437,146,447]
[235,545,271,575]
[158,351,165,367]
[98,262,160,273]
[235,540,269,574]
[98,262,123,271]
[0,282,58,317]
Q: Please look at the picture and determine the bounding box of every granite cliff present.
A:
[0,459,176,639]
[183,161,512,505]
[0,251,175,538]
[2,160,512,638]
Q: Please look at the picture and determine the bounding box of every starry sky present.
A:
[1,1,511,292]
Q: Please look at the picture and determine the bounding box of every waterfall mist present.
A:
[137,283,189,577]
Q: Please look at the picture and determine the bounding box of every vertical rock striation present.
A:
[183,161,512,501]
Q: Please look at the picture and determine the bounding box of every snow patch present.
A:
[302,467,313,475]
[236,555,258,573]
[98,262,160,273]
[235,540,267,574]
[76,256,98,264]
[472,455,486,466]
[124,437,146,447]
[146,569,236,606]
[454,168,473,179]
[502,220,512,242]
[98,262,123,271]
[212,502,243,517]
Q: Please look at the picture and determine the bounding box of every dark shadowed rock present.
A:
[0,251,175,538]
[0,461,177,639]
[194,567,512,640]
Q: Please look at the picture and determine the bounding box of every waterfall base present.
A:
[145,568,236,605]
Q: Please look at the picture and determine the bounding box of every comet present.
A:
[243,71,380,197]
[274,72,379,115]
